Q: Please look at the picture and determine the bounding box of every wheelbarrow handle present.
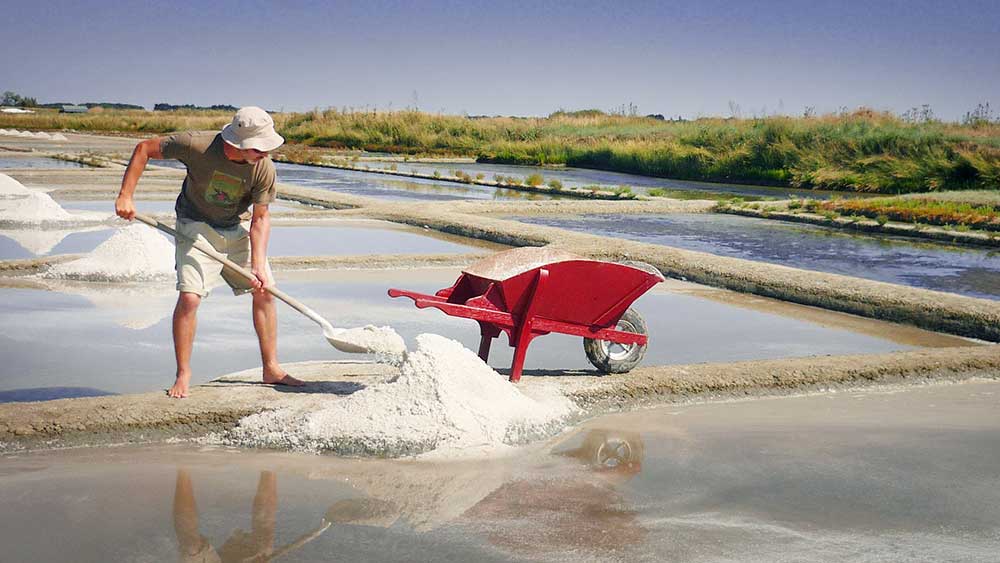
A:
[133,213,334,332]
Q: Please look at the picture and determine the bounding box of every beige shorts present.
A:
[175,219,274,297]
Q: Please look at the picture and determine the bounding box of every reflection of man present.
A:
[116,107,303,398]
[173,469,276,563]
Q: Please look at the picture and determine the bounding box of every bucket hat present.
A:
[221,106,284,152]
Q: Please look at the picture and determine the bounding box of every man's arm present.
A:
[115,137,164,220]
[249,203,271,292]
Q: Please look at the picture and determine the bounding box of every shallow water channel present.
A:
[1,380,997,561]
[0,268,970,401]
[517,213,1000,300]
[153,160,565,201]
[0,156,88,169]
[364,160,855,200]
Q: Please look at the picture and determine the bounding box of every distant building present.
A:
[60,105,88,113]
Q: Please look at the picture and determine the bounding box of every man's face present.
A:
[241,148,269,164]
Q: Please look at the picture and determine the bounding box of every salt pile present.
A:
[0,191,76,223]
[336,324,407,361]
[0,173,31,198]
[45,223,175,281]
[224,333,578,456]
[51,133,68,141]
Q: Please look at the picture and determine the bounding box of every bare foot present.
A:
[168,372,191,398]
[262,372,305,387]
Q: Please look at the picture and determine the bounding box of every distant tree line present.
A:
[38,102,145,110]
[154,103,238,112]
[2,91,38,107]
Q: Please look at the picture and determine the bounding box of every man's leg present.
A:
[252,290,303,386]
[170,291,201,398]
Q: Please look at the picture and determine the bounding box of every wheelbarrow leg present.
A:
[509,268,549,383]
[477,322,501,363]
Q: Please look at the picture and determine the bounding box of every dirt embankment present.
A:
[1,346,996,451]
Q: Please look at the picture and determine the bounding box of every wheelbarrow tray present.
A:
[389,248,664,381]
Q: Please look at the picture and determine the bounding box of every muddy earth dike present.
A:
[1,347,998,451]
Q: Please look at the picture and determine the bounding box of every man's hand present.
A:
[250,265,270,294]
[115,194,136,221]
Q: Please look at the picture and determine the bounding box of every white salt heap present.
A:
[336,324,408,361]
[0,173,31,198]
[45,223,175,281]
[224,333,578,456]
[50,133,68,141]
[0,191,76,222]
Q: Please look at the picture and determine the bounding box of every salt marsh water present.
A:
[153,159,563,201]
[0,269,952,399]
[1,380,997,561]
[369,160,854,200]
[518,213,1000,300]
[0,156,88,169]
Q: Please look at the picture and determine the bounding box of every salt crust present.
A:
[222,333,578,457]
[45,224,176,281]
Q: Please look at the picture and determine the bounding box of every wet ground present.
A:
[517,213,1000,300]
[0,269,971,400]
[1,380,996,562]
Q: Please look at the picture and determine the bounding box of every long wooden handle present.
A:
[133,213,334,332]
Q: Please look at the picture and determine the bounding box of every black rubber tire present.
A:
[583,307,648,374]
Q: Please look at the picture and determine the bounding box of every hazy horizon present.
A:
[2,0,997,121]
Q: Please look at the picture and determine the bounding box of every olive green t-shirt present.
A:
[161,131,277,228]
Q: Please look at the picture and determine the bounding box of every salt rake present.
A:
[134,213,371,354]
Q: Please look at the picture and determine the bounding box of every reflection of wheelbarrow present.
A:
[388,247,664,382]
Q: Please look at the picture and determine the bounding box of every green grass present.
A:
[4,107,999,194]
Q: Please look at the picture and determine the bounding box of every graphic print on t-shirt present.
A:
[206,171,243,206]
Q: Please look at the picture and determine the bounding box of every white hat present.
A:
[221,106,284,152]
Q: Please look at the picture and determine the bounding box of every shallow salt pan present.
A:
[223,333,578,456]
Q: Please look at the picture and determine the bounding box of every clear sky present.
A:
[2,0,997,120]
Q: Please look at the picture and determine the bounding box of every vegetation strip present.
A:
[716,206,1000,248]
[5,107,999,194]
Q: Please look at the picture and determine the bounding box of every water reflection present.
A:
[463,430,647,556]
[174,469,340,562]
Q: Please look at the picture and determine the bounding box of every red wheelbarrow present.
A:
[388,247,664,382]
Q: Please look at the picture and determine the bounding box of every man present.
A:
[116,106,304,398]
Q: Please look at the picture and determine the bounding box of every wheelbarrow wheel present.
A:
[583,307,648,374]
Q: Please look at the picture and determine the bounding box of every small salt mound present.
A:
[0,129,9,135]
[337,325,407,360]
[32,132,52,139]
[0,191,76,222]
[45,223,175,282]
[225,333,578,456]
[50,133,68,141]
[0,173,31,197]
